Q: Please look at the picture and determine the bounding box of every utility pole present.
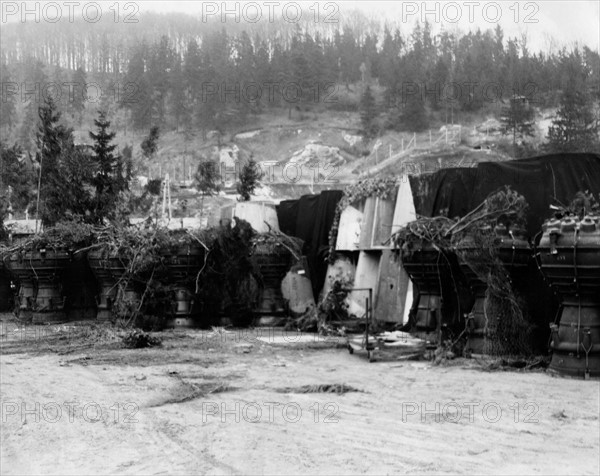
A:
[162,173,172,222]
[35,154,43,233]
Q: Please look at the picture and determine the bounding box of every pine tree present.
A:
[141,126,160,159]
[51,65,68,113]
[0,65,16,136]
[89,110,130,222]
[234,31,256,116]
[18,102,37,152]
[546,89,599,153]
[35,97,94,226]
[339,26,361,84]
[130,74,153,131]
[359,85,378,138]
[195,158,221,220]
[400,94,429,132]
[199,29,232,134]
[169,53,187,131]
[362,34,379,81]
[122,44,152,131]
[397,52,429,132]
[290,35,312,107]
[237,158,261,201]
[380,26,397,88]
[254,37,271,110]
[184,39,202,107]
[69,67,87,124]
[501,96,535,153]
[148,35,172,126]
[18,59,47,151]
[196,160,221,196]
[0,141,34,215]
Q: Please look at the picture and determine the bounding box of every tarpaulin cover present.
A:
[408,152,600,350]
[276,200,300,236]
[409,167,479,221]
[410,153,600,238]
[276,190,343,298]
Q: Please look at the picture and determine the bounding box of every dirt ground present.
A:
[1,318,599,476]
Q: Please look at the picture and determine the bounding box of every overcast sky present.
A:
[134,0,599,52]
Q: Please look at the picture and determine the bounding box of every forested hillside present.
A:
[0,8,599,223]
[1,10,598,146]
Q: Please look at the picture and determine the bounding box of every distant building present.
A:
[4,219,42,241]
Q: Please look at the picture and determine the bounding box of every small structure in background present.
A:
[4,219,41,242]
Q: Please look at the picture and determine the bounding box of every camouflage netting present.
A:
[395,187,533,357]
[454,229,532,356]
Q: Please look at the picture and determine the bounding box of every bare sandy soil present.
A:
[1,319,599,476]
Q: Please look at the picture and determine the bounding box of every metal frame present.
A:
[344,287,376,362]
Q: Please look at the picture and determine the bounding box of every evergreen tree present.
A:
[141,126,160,159]
[69,67,87,124]
[122,44,152,131]
[122,144,133,175]
[200,29,232,134]
[399,94,429,132]
[148,35,172,126]
[380,26,397,88]
[0,141,34,215]
[195,160,221,196]
[254,37,272,110]
[397,52,429,132]
[362,34,379,81]
[289,35,312,108]
[89,110,130,222]
[322,36,340,85]
[184,38,202,108]
[309,33,327,88]
[583,46,600,101]
[339,26,361,84]
[546,88,599,153]
[18,102,38,152]
[234,31,257,116]
[359,85,378,138]
[501,96,536,153]
[195,158,221,219]
[0,65,16,136]
[169,53,187,131]
[237,158,261,201]
[35,97,94,226]
[99,78,116,117]
[18,59,47,152]
[51,65,68,113]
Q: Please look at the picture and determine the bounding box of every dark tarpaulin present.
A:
[409,152,600,350]
[277,191,343,298]
[276,199,300,236]
[412,153,600,238]
[292,194,319,248]
[470,154,600,237]
[409,167,479,220]
[309,191,343,296]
